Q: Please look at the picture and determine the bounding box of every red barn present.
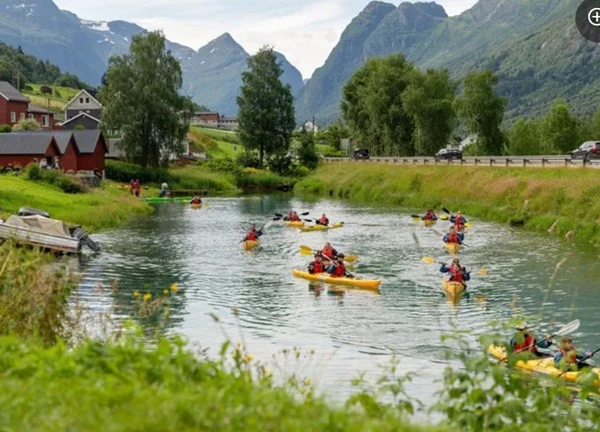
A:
[71,130,108,175]
[0,133,60,168]
[51,132,80,172]
[27,104,55,130]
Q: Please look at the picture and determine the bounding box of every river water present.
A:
[76,194,600,407]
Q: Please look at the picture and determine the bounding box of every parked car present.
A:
[571,141,600,161]
[435,148,462,161]
[352,148,370,160]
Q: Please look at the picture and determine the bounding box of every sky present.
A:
[53,0,478,79]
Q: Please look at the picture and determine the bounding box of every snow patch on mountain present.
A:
[81,19,110,32]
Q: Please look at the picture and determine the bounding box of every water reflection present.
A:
[74,195,600,405]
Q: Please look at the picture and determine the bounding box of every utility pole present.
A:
[312,115,315,137]
[15,65,19,90]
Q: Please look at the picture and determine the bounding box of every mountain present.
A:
[296,0,595,124]
[0,0,303,115]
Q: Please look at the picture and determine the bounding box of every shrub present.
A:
[12,118,41,131]
[40,85,52,94]
[286,164,311,178]
[105,160,171,184]
[267,152,293,175]
[0,124,12,133]
[236,151,261,169]
[201,157,238,173]
[24,163,42,180]
[74,124,85,131]
[235,168,286,190]
[22,84,33,92]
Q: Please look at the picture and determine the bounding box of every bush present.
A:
[200,157,239,173]
[12,119,41,131]
[40,85,52,94]
[286,164,311,178]
[22,84,33,92]
[0,124,12,133]
[235,168,286,189]
[267,152,293,175]
[74,124,85,131]
[24,163,42,180]
[105,161,171,184]
[236,151,261,169]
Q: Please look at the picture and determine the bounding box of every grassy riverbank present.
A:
[295,164,600,246]
[0,175,151,232]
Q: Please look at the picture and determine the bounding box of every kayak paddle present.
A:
[440,214,450,221]
[442,208,452,215]
[501,319,581,361]
[557,347,600,378]
[299,245,359,263]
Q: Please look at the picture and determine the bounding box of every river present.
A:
[76,194,600,408]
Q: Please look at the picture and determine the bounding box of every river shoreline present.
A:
[294,163,600,248]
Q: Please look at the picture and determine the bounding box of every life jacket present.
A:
[513,333,536,353]
[560,348,577,364]
[331,263,346,277]
[455,216,465,225]
[312,261,325,273]
[319,217,329,225]
[449,267,464,283]
[246,232,258,241]
[322,247,336,260]
[191,198,201,204]
[447,233,460,244]
[424,213,434,221]
[291,214,300,222]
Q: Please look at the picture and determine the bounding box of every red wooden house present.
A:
[51,130,108,175]
[0,133,60,168]
[0,81,54,130]
[51,132,80,172]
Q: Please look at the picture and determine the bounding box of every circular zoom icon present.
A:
[577,0,600,42]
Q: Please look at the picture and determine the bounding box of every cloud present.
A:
[53,0,478,78]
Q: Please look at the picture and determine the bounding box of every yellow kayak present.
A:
[292,269,381,291]
[424,220,437,227]
[442,281,466,303]
[300,223,344,232]
[243,240,260,250]
[191,203,202,209]
[487,345,600,384]
[444,242,462,254]
[285,221,305,228]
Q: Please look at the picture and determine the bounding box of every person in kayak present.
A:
[451,212,468,228]
[317,214,330,226]
[509,322,552,356]
[321,242,338,261]
[308,253,326,274]
[250,224,263,238]
[443,226,464,244]
[190,195,202,205]
[244,228,259,242]
[290,211,301,222]
[554,337,592,370]
[328,254,348,278]
[439,258,471,286]
[423,209,438,221]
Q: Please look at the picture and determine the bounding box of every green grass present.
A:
[0,175,152,232]
[0,333,448,432]
[295,163,600,247]
[188,127,240,160]
[22,84,79,112]
[169,166,241,194]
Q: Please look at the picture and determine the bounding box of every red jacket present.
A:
[513,333,536,354]
[331,263,346,277]
[447,233,460,244]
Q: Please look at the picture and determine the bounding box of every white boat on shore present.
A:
[0,214,99,254]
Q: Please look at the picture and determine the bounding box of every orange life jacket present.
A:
[322,247,335,260]
[331,263,346,277]
[424,212,435,221]
[447,233,460,244]
[513,333,536,353]
[449,266,464,283]
[319,217,328,225]
[246,232,258,241]
[291,214,300,221]
[560,348,577,364]
[312,261,325,273]
[191,198,201,204]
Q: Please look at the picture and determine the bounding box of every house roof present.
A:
[195,111,219,115]
[0,81,29,103]
[27,104,53,114]
[0,133,59,155]
[220,116,237,121]
[63,89,102,111]
[58,111,101,127]
[71,130,106,154]
[11,131,78,155]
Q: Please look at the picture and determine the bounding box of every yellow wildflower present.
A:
[170,283,179,291]
[163,289,169,295]
[143,293,152,301]
[133,291,140,298]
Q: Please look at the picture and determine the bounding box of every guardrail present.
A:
[323,156,600,168]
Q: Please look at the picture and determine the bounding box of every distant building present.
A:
[0,81,54,130]
[61,89,102,130]
[303,120,318,133]
[191,111,238,130]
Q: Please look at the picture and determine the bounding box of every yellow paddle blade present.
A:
[479,268,488,276]
[422,256,436,264]
[465,222,472,228]
[440,215,449,221]
[299,248,313,256]
[344,255,359,263]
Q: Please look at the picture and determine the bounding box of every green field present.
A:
[295,163,600,247]
[0,175,151,232]
[188,127,240,159]
[22,84,80,112]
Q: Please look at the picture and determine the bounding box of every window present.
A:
[41,115,49,127]
[79,98,84,104]
[28,114,34,120]
[20,113,25,120]
[10,112,15,123]
[85,97,90,104]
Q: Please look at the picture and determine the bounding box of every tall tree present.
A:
[402,69,456,156]
[506,118,542,155]
[456,71,506,155]
[297,127,319,169]
[237,46,295,167]
[99,31,193,167]
[342,55,415,156]
[539,100,578,154]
